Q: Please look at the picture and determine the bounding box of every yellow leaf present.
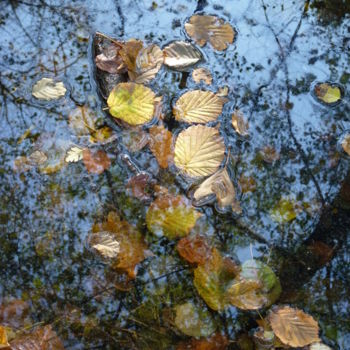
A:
[163,41,202,70]
[314,83,342,104]
[174,125,225,177]
[32,78,66,100]
[185,15,235,51]
[129,44,163,83]
[107,82,156,126]
[232,109,249,136]
[173,90,226,124]
[270,197,300,223]
[65,147,84,163]
[268,306,320,347]
[341,134,350,156]
[192,67,212,85]
[146,194,202,239]
[0,326,9,349]
[89,231,120,259]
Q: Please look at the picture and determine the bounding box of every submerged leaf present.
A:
[314,83,342,104]
[32,78,66,100]
[192,67,213,85]
[82,149,111,174]
[177,235,211,265]
[238,174,256,194]
[185,15,235,51]
[174,125,225,177]
[177,333,228,350]
[270,198,300,223]
[149,124,174,168]
[163,41,202,71]
[259,145,280,164]
[121,128,150,152]
[175,302,216,338]
[231,110,249,136]
[68,106,98,137]
[174,90,227,124]
[93,212,150,278]
[65,146,84,163]
[107,82,156,126]
[146,194,202,239]
[268,306,320,347]
[89,231,121,259]
[227,260,281,310]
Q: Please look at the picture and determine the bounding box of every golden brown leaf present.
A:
[231,110,249,136]
[107,83,156,126]
[126,172,153,201]
[341,134,350,156]
[118,39,143,72]
[174,125,225,177]
[146,194,202,239]
[82,149,111,174]
[0,326,9,349]
[314,83,342,104]
[238,174,256,193]
[185,15,235,51]
[268,306,320,347]
[192,68,213,85]
[149,124,174,168]
[163,41,202,70]
[259,145,280,163]
[173,90,226,124]
[177,235,211,265]
[92,212,150,278]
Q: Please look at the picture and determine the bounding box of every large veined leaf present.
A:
[185,15,235,51]
[174,302,216,337]
[107,82,156,126]
[163,41,202,71]
[174,125,225,177]
[227,260,281,310]
[173,90,226,124]
[32,78,66,100]
[146,194,202,239]
[268,306,320,347]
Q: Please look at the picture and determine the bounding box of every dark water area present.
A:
[0,0,350,349]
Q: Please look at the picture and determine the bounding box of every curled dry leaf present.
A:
[146,193,202,239]
[163,41,202,71]
[126,172,153,201]
[173,90,227,124]
[259,145,280,163]
[149,124,174,168]
[121,128,150,152]
[193,168,241,212]
[89,231,121,259]
[95,42,126,74]
[32,78,66,101]
[192,67,213,85]
[176,234,211,265]
[268,306,320,347]
[341,134,350,156]
[107,82,156,126]
[129,44,163,83]
[92,212,150,278]
[82,149,111,174]
[174,302,216,338]
[65,146,84,163]
[314,82,342,105]
[185,15,235,51]
[10,325,65,350]
[174,125,226,177]
[231,110,249,136]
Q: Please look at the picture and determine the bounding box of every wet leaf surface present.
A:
[149,124,174,168]
[314,82,342,104]
[177,235,211,265]
[82,149,111,174]
[32,78,66,100]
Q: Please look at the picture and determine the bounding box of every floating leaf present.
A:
[129,44,163,83]
[193,169,240,212]
[93,212,150,278]
[82,149,111,174]
[126,172,153,201]
[95,42,126,74]
[341,134,350,156]
[163,41,202,71]
[173,90,227,124]
[231,110,249,136]
[0,326,9,349]
[175,302,216,337]
[314,83,342,104]
[270,197,301,223]
[192,68,213,85]
[268,306,320,347]
[310,343,332,350]
[193,249,237,311]
[177,235,211,265]
[174,125,225,177]
[32,78,66,100]
[107,82,156,126]
[185,15,235,51]
[259,145,280,164]
[146,193,202,239]
[10,325,64,350]
[65,146,84,163]
[227,260,281,310]
[149,124,174,168]
[89,231,120,259]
